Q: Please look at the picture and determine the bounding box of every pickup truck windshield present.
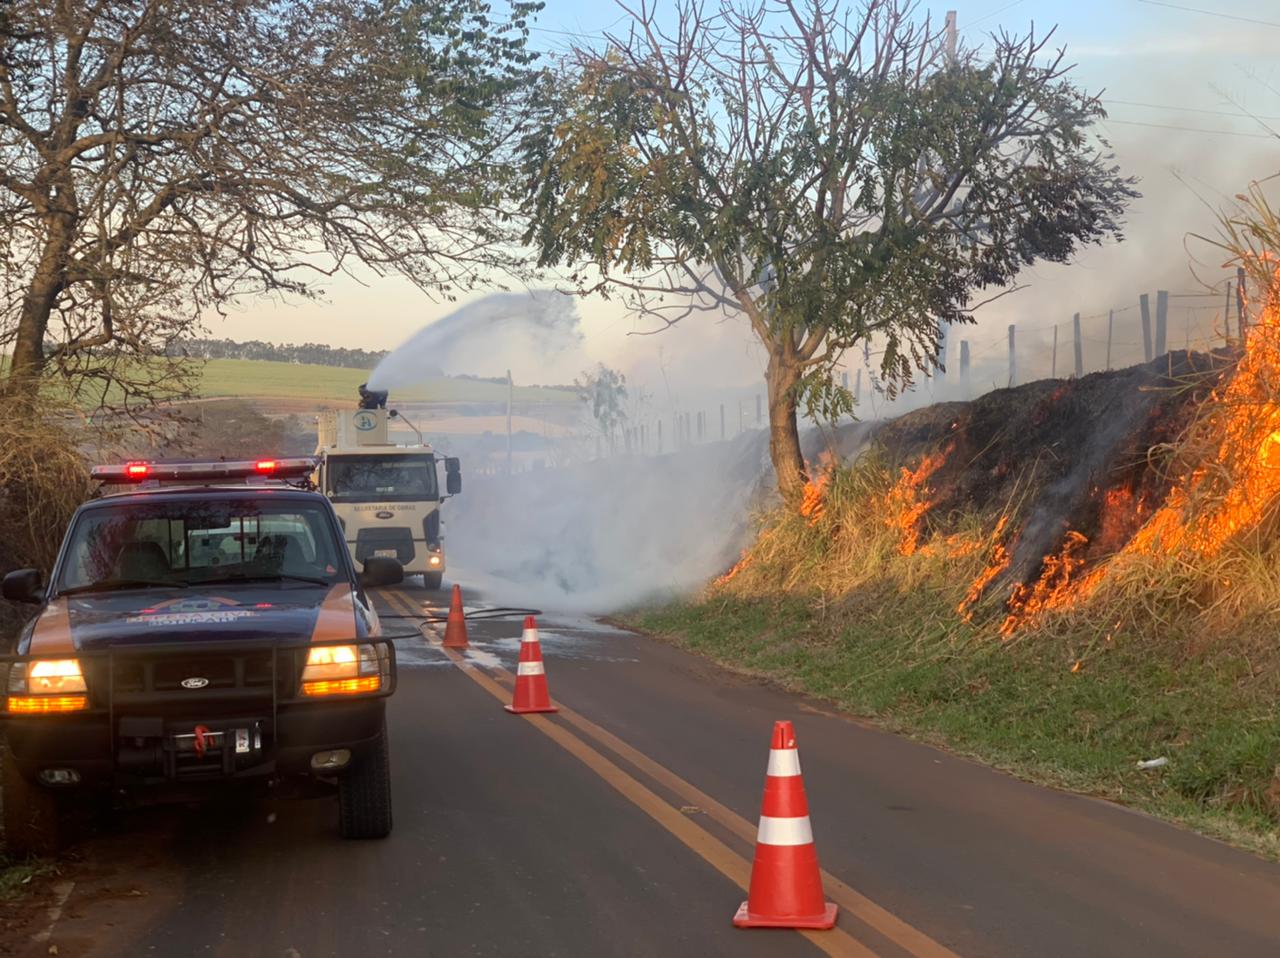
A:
[326,455,438,502]
[56,498,346,594]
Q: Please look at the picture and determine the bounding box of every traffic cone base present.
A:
[504,702,559,714]
[443,584,468,649]
[732,901,837,930]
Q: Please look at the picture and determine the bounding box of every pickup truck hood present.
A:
[21,584,372,655]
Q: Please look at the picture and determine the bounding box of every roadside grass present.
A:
[627,592,1280,858]
[623,454,1280,859]
[0,856,52,901]
[196,359,579,404]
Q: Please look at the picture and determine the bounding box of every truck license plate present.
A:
[374,549,397,558]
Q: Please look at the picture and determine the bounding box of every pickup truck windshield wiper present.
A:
[58,578,189,596]
[199,573,331,587]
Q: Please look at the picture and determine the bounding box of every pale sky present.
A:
[213,0,1280,397]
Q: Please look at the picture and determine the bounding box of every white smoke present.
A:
[446,435,770,612]
[367,289,586,389]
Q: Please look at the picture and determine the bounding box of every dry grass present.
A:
[0,391,93,574]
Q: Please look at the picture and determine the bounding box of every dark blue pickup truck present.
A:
[2,458,403,855]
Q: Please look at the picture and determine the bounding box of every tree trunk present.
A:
[9,205,75,384]
[765,348,808,506]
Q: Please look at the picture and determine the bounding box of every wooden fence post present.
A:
[1225,281,1234,341]
[1155,290,1168,357]
[1008,324,1017,387]
[1140,293,1153,362]
[1237,267,1248,341]
[1073,312,1083,378]
[1106,310,1114,369]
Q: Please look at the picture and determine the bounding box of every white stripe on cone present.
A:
[521,630,539,643]
[756,815,815,847]
[766,748,802,777]
[516,661,545,676]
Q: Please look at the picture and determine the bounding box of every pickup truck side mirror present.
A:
[445,457,462,496]
[2,568,44,604]
[360,556,404,589]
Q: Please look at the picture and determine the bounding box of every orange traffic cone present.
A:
[442,584,468,649]
[504,616,558,714]
[733,720,837,929]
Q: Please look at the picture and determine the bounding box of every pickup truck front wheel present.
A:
[338,722,392,839]
[2,743,72,857]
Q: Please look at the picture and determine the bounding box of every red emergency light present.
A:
[91,458,318,484]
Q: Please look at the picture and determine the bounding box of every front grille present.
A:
[110,648,282,706]
[354,527,416,563]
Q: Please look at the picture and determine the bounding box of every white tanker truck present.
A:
[314,387,461,590]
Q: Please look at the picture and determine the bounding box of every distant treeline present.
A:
[173,338,390,369]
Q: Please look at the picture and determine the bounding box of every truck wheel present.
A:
[338,722,392,840]
[2,744,71,857]
[422,572,443,591]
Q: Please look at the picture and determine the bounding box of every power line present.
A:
[968,0,1027,29]
[1134,0,1280,29]
[1104,117,1276,139]
[1107,98,1280,122]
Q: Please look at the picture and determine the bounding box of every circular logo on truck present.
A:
[181,677,210,690]
[375,511,394,519]
[353,412,378,431]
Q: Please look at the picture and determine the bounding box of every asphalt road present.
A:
[5,581,1280,958]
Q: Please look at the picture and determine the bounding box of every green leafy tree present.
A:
[575,362,628,448]
[0,0,542,413]
[523,0,1137,502]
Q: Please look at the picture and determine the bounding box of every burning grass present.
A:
[632,182,1280,852]
[634,445,1280,852]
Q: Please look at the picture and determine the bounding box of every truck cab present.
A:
[315,393,461,591]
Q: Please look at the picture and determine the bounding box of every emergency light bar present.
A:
[91,458,318,484]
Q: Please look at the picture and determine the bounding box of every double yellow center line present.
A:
[378,588,961,958]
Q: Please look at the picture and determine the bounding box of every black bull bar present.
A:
[1,636,403,778]
[1,635,401,716]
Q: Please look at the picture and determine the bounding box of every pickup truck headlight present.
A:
[301,644,383,696]
[6,659,89,713]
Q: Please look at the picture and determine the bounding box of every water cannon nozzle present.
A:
[357,384,388,410]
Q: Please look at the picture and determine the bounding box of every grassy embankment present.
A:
[625,451,1280,858]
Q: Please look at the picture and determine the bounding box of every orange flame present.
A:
[998,531,1091,638]
[716,550,752,585]
[958,516,1011,618]
[1125,266,1280,558]
[799,451,838,525]
[886,449,949,555]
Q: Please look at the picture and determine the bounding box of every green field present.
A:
[196,359,579,404]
